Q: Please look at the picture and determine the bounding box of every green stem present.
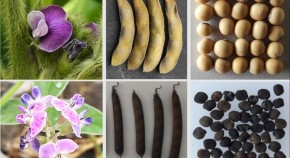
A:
[0,81,24,106]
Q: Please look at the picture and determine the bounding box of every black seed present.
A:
[242,142,253,152]
[240,111,250,123]
[222,119,234,130]
[250,114,261,124]
[222,150,234,158]
[210,121,223,132]
[203,100,216,111]
[262,100,273,111]
[217,100,231,112]
[273,84,284,96]
[229,140,242,152]
[220,137,231,147]
[247,152,257,158]
[269,109,281,120]
[269,141,281,152]
[197,149,210,158]
[194,92,208,104]
[239,131,250,142]
[250,105,263,115]
[258,89,270,100]
[214,130,224,141]
[275,118,287,129]
[255,142,267,153]
[250,133,261,144]
[238,101,251,111]
[223,91,235,101]
[211,148,223,158]
[235,151,246,158]
[261,132,271,143]
[248,95,259,104]
[235,90,248,101]
[274,151,286,158]
[259,112,269,123]
[199,116,213,127]
[229,129,239,139]
[237,124,251,132]
[211,91,223,102]
[273,98,284,108]
[193,127,206,139]
[273,129,285,139]
[228,111,241,122]
[258,153,270,158]
[251,124,264,133]
[210,110,224,120]
[203,139,216,149]
[264,120,275,132]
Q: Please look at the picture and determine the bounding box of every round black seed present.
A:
[235,151,246,158]
[262,100,273,111]
[211,91,223,102]
[237,124,251,132]
[251,124,264,133]
[210,121,223,132]
[222,150,234,158]
[264,120,275,132]
[229,141,242,152]
[214,130,224,141]
[203,100,216,111]
[193,127,207,139]
[274,151,286,158]
[199,116,213,127]
[250,105,263,115]
[247,152,257,158]
[194,92,208,104]
[273,84,284,96]
[275,119,287,129]
[203,139,216,149]
[259,112,269,123]
[248,95,259,104]
[229,129,239,139]
[240,111,250,123]
[258,153,270,158]
[228,111,241,122]
[222,119,234,130]
[235,90,248,101]
[223,91,235,101]
[255,142,267,153]
[239,131,250,142]
[273,129,285,139]
[261,132,271,143]
[242,142,254,152]
[210,110,224,120]
[220,137,231,147]
[211,148,223,158]
[258,89,270,100]
[250,114,261,125]
[238,101,251,111]
[269,109,281,120]
[250,133,261,144]
[217,100,231,112]
[273,98,284,108]
[197,149,210,158]
[269,141,281,152]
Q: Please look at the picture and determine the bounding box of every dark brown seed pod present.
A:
[112,83,124,157]
[132,90,145,157]
[152,86,164,158]
[273,84,284,96]
[169,83,182,158]
[199,116,213,127]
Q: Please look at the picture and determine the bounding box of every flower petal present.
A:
[79,108,89,118]
[61,107,80,126]
[27,11,45,30]
[39,5,72,52]
[56,139,78,154]
[81,118,93,126]
[71,124,81,138]
[70,94,84,109]
[21,93,33,105]
[30,111,47,137]
[32,19,48,38]
[16,114,26,124]
[28,137,41,152]
[18,105,27,113]
[42,95,55,107]
[51,98,68,111]
[86,22,99,38]
[39,142,57,158]
[32,86,42,99]
[28,101,46,112]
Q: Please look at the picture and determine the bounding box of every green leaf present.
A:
[33,81,68,97]
[0,99,21,125]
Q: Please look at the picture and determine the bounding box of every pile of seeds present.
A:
[195,0,285,75]
[193,84,287,158]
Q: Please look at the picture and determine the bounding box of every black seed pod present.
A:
[242,142,254,152]
[258,89,270,100]
[247,152,257,158]
[217,100,231,112]
[211,91,223,102]
[210,110,224,120]
[248,95,259,104]
[223,150,234,158]
[222,119,234,130]
[238,101,251,111]
[197,149,210,158]
[193,127,206,139]
[261,132,271,143]
[250,133,261,144]
[229,111,241,122]
[250,105,263,115]
[223,91,235,101]
[264,120,275,132]
[210,121,223,132]
[229,129,239,139]
[273,84,284,96]
[273,98,284,108]
[194,92,208,104]
[220,137,231,147]
[274,151,286,158]
[235,90,248,101]
[229,141,242,152]
[199,116,213,127]
[237,124,251,132]
[214,130,224,141]
[251,124,264,133]
[255,142,267,153]
[203,139,216,149]
[269,109,281,120]
[269,141,281,152]
[273,129,285,139]
[235,151,246,158]
[262,100,273,111]
[275,119,287,129]
[240,111,250,123]
[203,100,216,111]
[239,131,250,142]
[250,114,261,125]
[259,112,269,123]
[258,153,270,158]
[211,148,222,158]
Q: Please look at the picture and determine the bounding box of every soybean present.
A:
[235,19,251,38]
[268,26,284,41]
[269,7,285,25]
[195,4,214,21]
[235,39,249,57]
[232,57,248,74]
[197,38,214,54]
[195,0,209,4]
[197,23,212,37]
[250,40,266,56]
[219,18,235,35]
[252,21,268,40]
[197,54,213,71]
[232,2,249,20]
[270,0,284,6]
[250,3,269,20]
[267,42,284,59]
[214,40,233,58]
[214,0,231,17]
[266,58,283,75]
[249,57,264,75]
[215,58,231,73]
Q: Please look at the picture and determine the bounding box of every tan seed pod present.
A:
[219,18,235,35]
[197,54,213,71]
[270,0,284,7]
[235,19,251,38]
[215,58,231,73]
[250,40,266,56]
[266,59,283,75]
[232,2,249,20]
[197,38,215,54]
[214,0,231,17]
[252,21,268,40]
[195,4,214,21]
[267,42,284,59]
[197,23,212,37]
[250,3,269,20]
[269,7,285,25]
[232,57,248,74]
[214,40,234,58]
[268,26,284,41]
[195,0,210,4]
[249,57,264,75]
[235,39,249,57]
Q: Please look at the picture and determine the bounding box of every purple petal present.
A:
[56,139,78,154]
[32,86,41,99]
[86,22,99,38]
[39,142,57,158]
[28,137,41,152]
[27,11,45,30]
[32,19,48,38]
[51,98,68,111]
[28,101,46,112]
[20,136,28,150]
[42,95,55,107]
[30,111,47,137]
[61,107,80,126]
[16,114,26,124]
[81,118,93,126]
[70,94,84,109]
[18,105,27,113]
[71,124,81,138]
[39,5,72,52]
[79,108,89,118]
[21,93,33,105]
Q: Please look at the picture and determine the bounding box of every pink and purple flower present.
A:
[20,129,40,152]
[39,139,78,158]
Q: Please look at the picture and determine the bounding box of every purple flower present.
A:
[63,39,87,62]
[27,5,72,52]
[39,139,78,158]
[71,108,93,138]
[20,129,40,152]
[86,22,99,38]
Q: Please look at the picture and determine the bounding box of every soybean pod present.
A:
[112,83,124,157]
[127,0,150,70]
[132,90,146,157]
[159,0,183,74]
[152,86,164,158]
[111,0,135,66]
[169,82,183,158]
[143,0,165,72]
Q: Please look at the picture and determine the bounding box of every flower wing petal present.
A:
[16,114,26,124]
[70,94,84,109]
[27,11,45,30]
[56,139,78,154]
[61,107,80,125]
[51,98,68,111]
[21,93,33,105]
[71,124,81,138]
[30,111,47,137]
[32,86,42,99]
[39,142,57,158]
[32,19,48,38]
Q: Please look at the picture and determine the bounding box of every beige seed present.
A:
[214,0,231,17]
[195,4,214,21]
[266,59,283,75]
[267,42,284,58]
[232,57,248,74]
[232,2,249,20]
[214,40,234,58]
[250,40,266,56]
[197,38,215,54]
[268,26,284,41]
[250,57,264,75]
[197,23,212,37]
[250,3,269,20]
[196,54,213,71]
[215,58,231,73]
[237,0,248,2]
[270,0,284,7]
[252,21,268,39]
[195,0,210,4]
[235,39,249,57]
[219,18,235,35]
[269,7,285,25]
[235,19,251,38]
[255,0,265,2]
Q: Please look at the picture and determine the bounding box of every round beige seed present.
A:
[268,26,284,41]
[250,3,269,20]
[235,19,251,38]
[197,38,215,54]
[214,40,234,58]
[232,2,249,20]
[197,23,212,37]
[250,57,264,75]
[214,0,231,17]
[237,0,248,2]
[195,0,210,4]
[250,40,266,56]
[267,42,284,58]
[252,21,268,39]
[215,58,231,73]
[269,7,285,25]
[197,54,213,71]
[266,59,283,75]
[195,4,214,21]
[235,39,249,57]
[219,18,235,35]
[232,57,248,74]
[255,0,265,2]
[270,0,284,6]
